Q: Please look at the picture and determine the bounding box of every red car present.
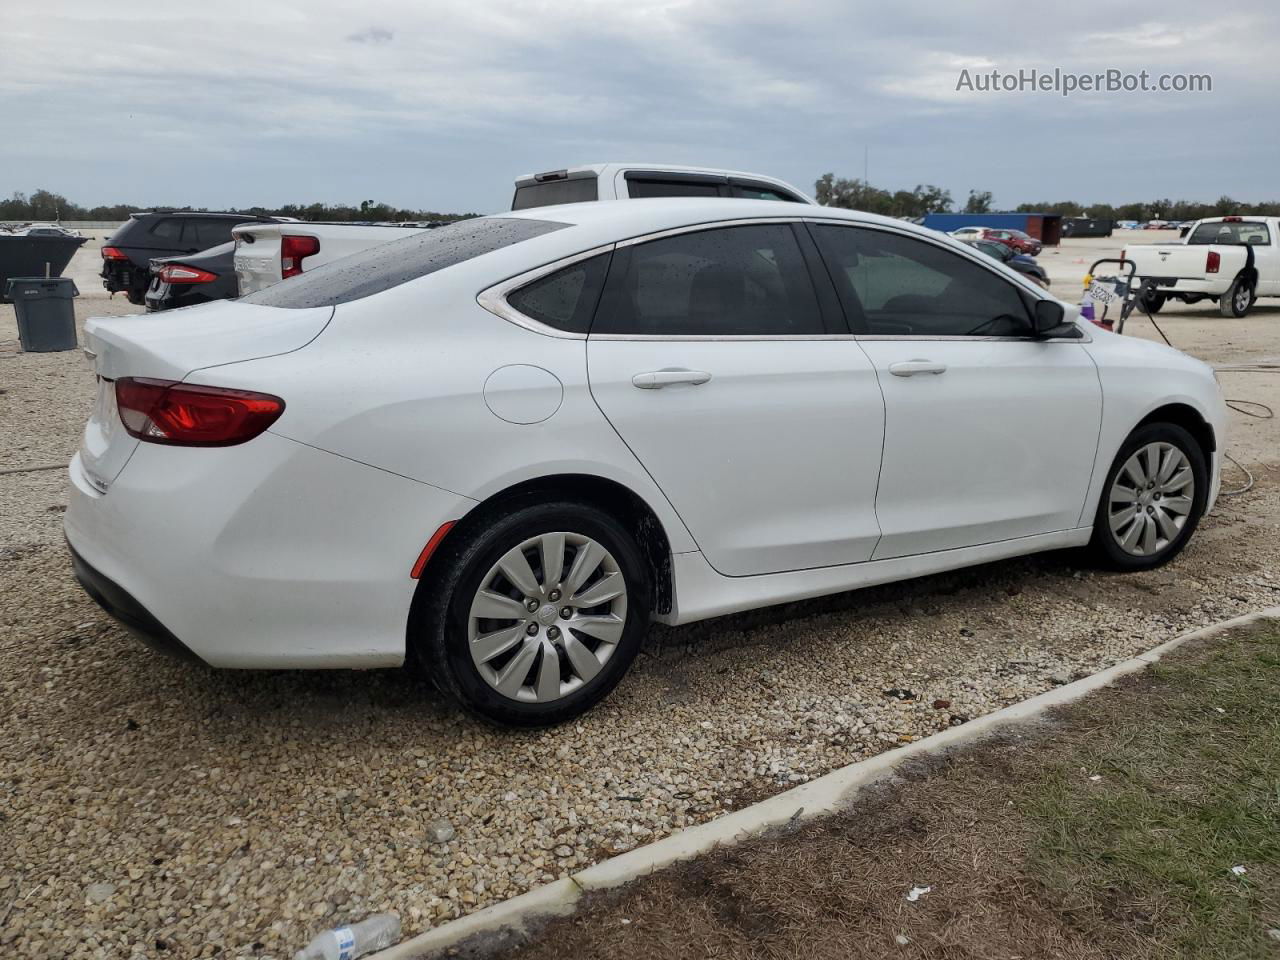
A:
[949,226,1043,256]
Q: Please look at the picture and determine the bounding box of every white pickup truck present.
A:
[1122,216,1280,318]
[233,163,811,295]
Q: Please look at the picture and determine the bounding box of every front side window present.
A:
[193,219,237,248]
[813,225,1033,337]
[593,223,823,336]
[506,253,611,334]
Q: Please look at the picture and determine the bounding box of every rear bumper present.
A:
[64,434,475,669]
[69,541,204,663]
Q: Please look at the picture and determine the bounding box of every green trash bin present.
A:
[4,277,79,352]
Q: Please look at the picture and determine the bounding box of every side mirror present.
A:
[1032,299,1074,337]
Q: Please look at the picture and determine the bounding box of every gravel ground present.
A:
[2,252,1279,960]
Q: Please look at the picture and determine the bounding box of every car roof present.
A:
[489,197,955,261]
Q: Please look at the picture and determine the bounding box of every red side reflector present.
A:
[411,521,456,579]
[101,246,129,260]
[280,234,320,279]
[1206,251,1221,274]
[114,377,285,446]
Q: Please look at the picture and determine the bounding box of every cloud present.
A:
[1,0,1277,212]
[346,26,394,44]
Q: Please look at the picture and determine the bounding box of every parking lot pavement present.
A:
[3,295,1279,959]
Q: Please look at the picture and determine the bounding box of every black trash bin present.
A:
[4,277,79,352]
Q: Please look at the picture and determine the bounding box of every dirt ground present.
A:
[1,235,1279,959]
[496,624,1280,960]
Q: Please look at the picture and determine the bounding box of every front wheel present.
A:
[1219,277,1255,318]
[413,501,650,726]
[1089,422,1208,571]
[1140,292,1166,314]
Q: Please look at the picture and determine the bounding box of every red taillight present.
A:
[101,246,129,260]
[114,378,285,446]
[1223,216,1242,222]
[280,234,320,279]
[157,264,218,285]
[1206,251,1221,273]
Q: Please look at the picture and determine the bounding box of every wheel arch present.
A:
[415,473,676,616]
[1136,402,1216,456]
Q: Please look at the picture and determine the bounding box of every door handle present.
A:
[888,360,947,377]
[631,369,713,390]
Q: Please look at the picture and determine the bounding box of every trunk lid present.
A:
[78,300,332,489]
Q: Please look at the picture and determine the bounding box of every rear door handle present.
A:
[888,360,947,377]
[632,369,713,389]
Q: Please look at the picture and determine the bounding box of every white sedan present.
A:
[67,199,1225,726]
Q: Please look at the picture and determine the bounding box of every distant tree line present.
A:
[0,189,478,223]
[815,173,1280,221]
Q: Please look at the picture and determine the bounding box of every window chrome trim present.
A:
[477,215,1091,343]
[476,243,615,340]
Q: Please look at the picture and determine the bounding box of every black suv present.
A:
[100,212,281,304]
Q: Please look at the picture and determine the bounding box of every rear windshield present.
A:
[511,177,599,211]
[241,217,568,308]
[1187,221,1271,245]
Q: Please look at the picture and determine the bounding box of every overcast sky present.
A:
[3,0,1277,213]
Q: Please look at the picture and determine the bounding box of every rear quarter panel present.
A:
[188,253,700,555]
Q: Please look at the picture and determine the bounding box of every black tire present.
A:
[1140,292,1166,314]
[411,500,650,727]
[1219,276,1254,318]
[1089,422,1208,571]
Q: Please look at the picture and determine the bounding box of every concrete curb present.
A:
[372,605,1280,959]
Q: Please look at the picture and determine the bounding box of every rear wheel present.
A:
[413,501,650,726]
[1219,277,1255,318]
[1089,422,1207,571]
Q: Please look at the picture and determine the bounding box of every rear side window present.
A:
[814,225,1032,337]
[593,223,823,337]
[242,217,568,308]
[627,178,724,199]
[148,218,184,242]
[507,253,611,334]
[511,177,599,210]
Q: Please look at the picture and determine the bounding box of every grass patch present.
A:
[496,627,1280,960]
[1023,631,1280,957]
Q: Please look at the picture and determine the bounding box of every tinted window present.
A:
[191,219,236,249]
[627,178,724,199]
[511,178,599,210]
[149,218,184,242]
[594,224,823,336]
[1188,221,1271,245]
[243,217,567,308]
[814,225,1032,337]
[506,253,611,334]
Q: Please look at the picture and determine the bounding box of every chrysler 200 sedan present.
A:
[67,199,1225,726]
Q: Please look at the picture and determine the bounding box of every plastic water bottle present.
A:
[294,913,401,960]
